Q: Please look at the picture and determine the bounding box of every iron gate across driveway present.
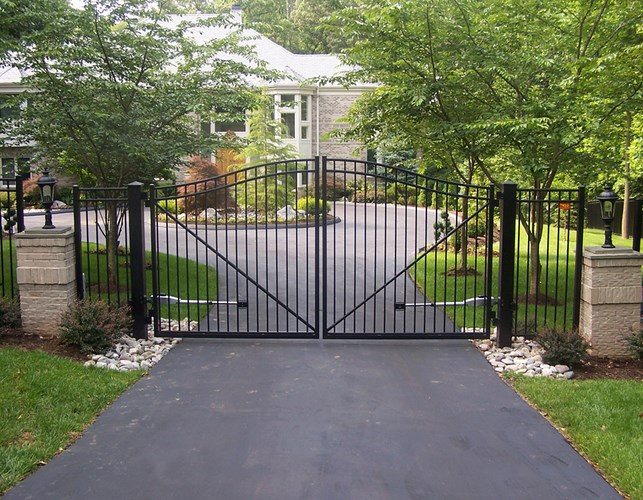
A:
[72,156,588,345]
[147,157,496,340]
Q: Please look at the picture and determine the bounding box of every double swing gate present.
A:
[73,157,586,344]
[147,157,496,340]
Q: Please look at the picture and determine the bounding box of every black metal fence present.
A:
[496,184,585,343]
[72,186,131,306]
[0,176,24,299]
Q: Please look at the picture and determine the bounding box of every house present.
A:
[172,9,375,170]
[0,66,33,181]
[0,8,374,182]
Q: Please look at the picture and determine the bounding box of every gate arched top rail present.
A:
[325,158,492,191]
[153,157,493,202]
[153,158,316,201]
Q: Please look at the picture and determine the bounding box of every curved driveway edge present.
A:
[5,340,619,500]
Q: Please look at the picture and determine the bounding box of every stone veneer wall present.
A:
[579,247,643,358]
[313,92,367,162]
[15,228,77,337]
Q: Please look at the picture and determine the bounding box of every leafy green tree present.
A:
[241,91,297,165]
[235,91,298,211]
[336,0,642,294]
[4,0,259,284]
[0,0,69,61]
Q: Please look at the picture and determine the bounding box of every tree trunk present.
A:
[105,200,120,287]
[459,187,469,270]
[622,111,632,239]
[528,198,544,297]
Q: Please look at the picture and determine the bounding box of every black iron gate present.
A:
[147,157,495,339]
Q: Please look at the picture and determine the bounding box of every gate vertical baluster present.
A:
[572,186,585,329]
[484,185,495,338]
[497,181,517,347]
[321,156,328,338]
[149,184,160,337]
[128,182,148,340]
[313,156,321,338]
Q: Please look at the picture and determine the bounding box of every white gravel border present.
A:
[84,319,197,371]
[473,332,574,379]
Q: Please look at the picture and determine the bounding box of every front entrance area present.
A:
[149,158,495,339]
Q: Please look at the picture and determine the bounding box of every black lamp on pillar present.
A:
[597,184,618,249]
[37,169,57,229]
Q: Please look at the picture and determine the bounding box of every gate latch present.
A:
[395,296,494,310]
[150,294,248,308]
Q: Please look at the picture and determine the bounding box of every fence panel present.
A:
[512,187,584,337]
[72,186,131,306]
[0,176,24,299]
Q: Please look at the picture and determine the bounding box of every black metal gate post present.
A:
[572,185,586,329]
[72,185,84,299]
[633,199,642,252]
[14,174,25,233]
[128,182,148,339]
[497,181,517,347]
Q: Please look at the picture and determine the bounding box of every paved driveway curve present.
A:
[6,340,618,500]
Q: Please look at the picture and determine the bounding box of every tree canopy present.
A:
[335,0,642,196]
[4,0,261,187]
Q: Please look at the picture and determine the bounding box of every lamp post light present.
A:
[597,184,618,249]
[37,169,57,229]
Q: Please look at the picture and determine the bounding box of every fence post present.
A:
[496,181,517,348]
[128,182,148,340]
[632,199,642,252]
[572,186,586,329]
[15,174,24,233]
[72,185,84,299]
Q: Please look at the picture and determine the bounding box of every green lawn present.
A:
[2,239,217,322]
[0,239,18,300]
[0,348,141,494]
[411,226,632,331]
[509,375,643,498]
[78,242,217,322]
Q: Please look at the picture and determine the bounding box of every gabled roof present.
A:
[0,14,367,89]
[168,14,358,87]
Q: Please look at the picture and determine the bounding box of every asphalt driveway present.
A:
[5,340,619,499]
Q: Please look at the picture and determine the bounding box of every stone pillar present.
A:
[15,227,76,337]
[580,247,643,358]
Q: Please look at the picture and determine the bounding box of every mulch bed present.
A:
[574,356,643,381]
[0,328,86,362]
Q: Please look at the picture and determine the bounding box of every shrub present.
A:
[297,196,330,215]
[59,300,132,354]
[0,298,21,329]
[323,175,352,201]
[467,220,487,238]
[626,329,643,360]
[536,327,589,366]
[178,156,236,214]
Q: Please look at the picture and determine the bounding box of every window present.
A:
[17,158,31,178]
[215,119,245,133]
[280,94,295,107]
[301,97,308,121]
[301,126,308,139]
[0,95,19,119]
[1,158,15,178]
[281,113,295,139]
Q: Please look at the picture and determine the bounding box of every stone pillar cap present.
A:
[583,246,643,260]
[15,226,74,239]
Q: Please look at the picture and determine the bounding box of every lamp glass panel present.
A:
[603,200,613,218]
[42,185,52,203]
